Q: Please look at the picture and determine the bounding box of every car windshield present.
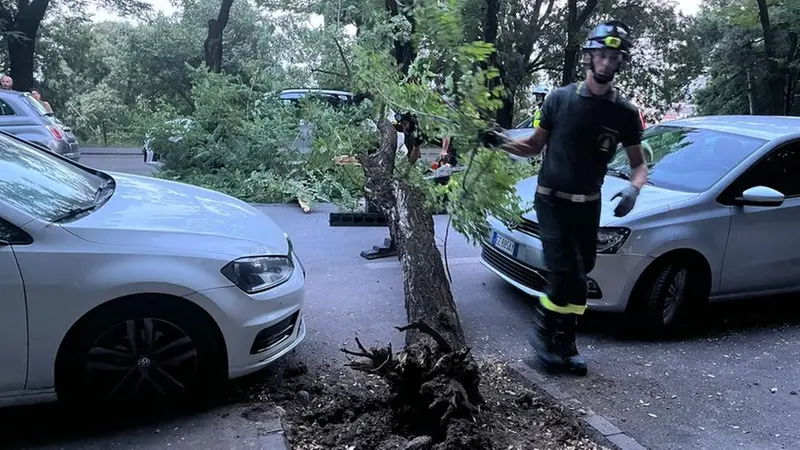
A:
[0,133,105,221]
[607,125,768,193]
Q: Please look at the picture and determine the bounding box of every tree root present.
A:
[340,321,484,441]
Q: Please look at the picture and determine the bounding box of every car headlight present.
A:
[596,227,631,254]
[221,255,294,294]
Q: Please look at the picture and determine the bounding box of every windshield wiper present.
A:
[52,180,114,223]
[52,203,100,223]
[94,179,114,202]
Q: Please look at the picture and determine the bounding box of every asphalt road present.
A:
[7,153,800,450]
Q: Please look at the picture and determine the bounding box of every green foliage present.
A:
[148,68,365,209]
[68,83,130,146]
[693,0,800,115]
[319,0,537,244]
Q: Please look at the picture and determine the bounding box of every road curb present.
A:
[257,410,291,449]
[507,362,649,450]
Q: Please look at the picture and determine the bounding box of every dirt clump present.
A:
[245,359,607,450]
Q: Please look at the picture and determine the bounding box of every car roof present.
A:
[0,89,29,97]
[661,115,800,141]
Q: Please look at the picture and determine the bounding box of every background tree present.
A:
[693,0,800,115]
[0,0,149,91]
[204,0,234,72]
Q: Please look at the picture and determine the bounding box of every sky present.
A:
[91,0,702,23]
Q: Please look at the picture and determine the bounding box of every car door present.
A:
[0,217,30,392]
[719,141,800,293]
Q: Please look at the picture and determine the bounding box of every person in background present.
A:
[394,111,422,164]
[1,75,13,90]
[30,89,53,114]
[439,136,458,167]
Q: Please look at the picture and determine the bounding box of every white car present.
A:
[482,115,800,333]
[0,131,306,407]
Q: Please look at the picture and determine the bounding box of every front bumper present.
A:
[481,218,652,312]
[185,252,307,379]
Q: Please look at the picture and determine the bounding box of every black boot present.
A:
[530,304,566,372]
[556,315,588,376]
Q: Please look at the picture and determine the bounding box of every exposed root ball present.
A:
[341,322,484,441]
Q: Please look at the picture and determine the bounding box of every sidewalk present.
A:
[80,147,141,156]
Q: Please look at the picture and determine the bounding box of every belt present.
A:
[536,185,600,203]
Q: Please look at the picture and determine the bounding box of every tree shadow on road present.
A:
[579,294,800,343]
[0,355,305,449]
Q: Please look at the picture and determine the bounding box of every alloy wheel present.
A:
[662,268,688,325]
[84,318,199,400]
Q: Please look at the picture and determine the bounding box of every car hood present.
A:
[514,175,699,226]
[63,173,289,258]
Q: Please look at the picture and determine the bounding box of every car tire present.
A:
[55,297,226,409]
[631,261,704,337]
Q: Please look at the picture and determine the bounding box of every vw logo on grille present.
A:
[137,357,153,369]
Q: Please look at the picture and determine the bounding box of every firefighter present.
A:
[531,86,549,129]
[482,20,648,376]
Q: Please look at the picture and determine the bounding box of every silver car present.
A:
[0,90,80,161]
[481,115,800,333]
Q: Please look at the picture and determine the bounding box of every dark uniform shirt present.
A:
[537,81,643,195]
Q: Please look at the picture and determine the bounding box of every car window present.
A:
[608,125,768,193]
[0,217,30,244]
[0,99,15,116]
[0,133,103,221]
[22,93,49,116]
[516,117,533,129]
[731,141,800,197]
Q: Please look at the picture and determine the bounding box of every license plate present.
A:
[492,232,518,256]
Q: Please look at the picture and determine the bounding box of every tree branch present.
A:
[311,68,348,78]
[535,0,556,32]
[576,0,598,30]
[333,38,352,80]
[216,0,234,30]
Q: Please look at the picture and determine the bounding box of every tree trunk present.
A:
[360,119,465,350]
[204,0,235,73]
[755,0,785,115]
[784,32,798,115]
[342,119,483,444]
[495,92,515,128]
[747,68,757,115]
[560,0,598,87]
[8,35,35,92]
[385,0,417,73]
[561,46,579,87]
[2,0,50,93]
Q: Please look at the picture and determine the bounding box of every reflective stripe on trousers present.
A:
[540,294,587,316]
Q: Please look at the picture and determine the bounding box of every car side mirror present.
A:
[734,185,785,207]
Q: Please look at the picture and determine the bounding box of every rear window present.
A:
[279,91,353,109]
[22,93,49,116]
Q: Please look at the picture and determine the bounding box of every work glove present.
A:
[478,128,509,148]
[611,184,640,217]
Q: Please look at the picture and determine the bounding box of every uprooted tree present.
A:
[315,0,535,444]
